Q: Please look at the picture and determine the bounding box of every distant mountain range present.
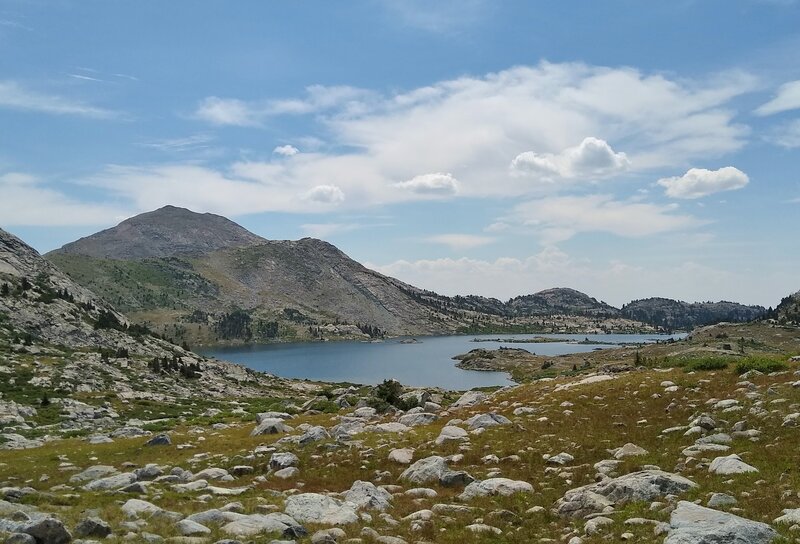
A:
[41,206,771,344]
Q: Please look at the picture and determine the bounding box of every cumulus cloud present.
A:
[50,62,756,223]
[185,62,752,202]
[657,167,749,199]
[510,137,630,181]
[273,144,299,156]
[0,80,119,119]
[511,195,702,243]
[394,172,459,195]
[755,80,800,116]
[425,234,495,250]
[301,184,345,204]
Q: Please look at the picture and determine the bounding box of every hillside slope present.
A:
[769,291,800,325]
[46,206,765,342]
[621,297,766,331]
[0,227,309,406]
[48,207,483,342]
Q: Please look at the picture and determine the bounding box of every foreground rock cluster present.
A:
[3,360,800,544]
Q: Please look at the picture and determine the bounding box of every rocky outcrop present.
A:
[665,501,776,543]
[555,470,697,518]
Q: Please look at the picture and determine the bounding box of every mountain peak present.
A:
[49,206,265,260]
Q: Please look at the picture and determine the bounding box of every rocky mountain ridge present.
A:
[45,206,768,344]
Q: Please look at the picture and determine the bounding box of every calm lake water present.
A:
[199,333,684,390]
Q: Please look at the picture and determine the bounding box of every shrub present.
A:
[735,356,787,375]
[679,357,729,372]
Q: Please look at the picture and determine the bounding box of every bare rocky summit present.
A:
[53,205,264,260]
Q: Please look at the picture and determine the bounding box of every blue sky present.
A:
[1,0,799,307]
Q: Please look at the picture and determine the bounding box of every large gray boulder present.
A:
[555,470,697,518]
[465,413,511,430]
[708,454,759,475]
[298,426,330,445]
[459,478,533,501]
[665,501,776,543]
[269,452,299,470]
[121,499,163,518]
[398,412,437,427]
[68,465,118,483]
[343,481,392,511]
[20,518,72,544]
[284,493,358,525]
[434,426,468,445]
[452,390,488,409]
[251,418,292,436]
[221,513,304,537]
[74,517,111,538]
[82,472,137,491]
[399,455,474,488]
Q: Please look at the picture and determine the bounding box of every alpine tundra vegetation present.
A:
[2,2,800,544]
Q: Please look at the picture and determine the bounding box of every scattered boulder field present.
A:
[4,359,800,544]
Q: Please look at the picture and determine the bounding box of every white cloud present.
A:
[484,221,510,233]
[426,234,494,250]
[657,167,749,199]
[511,194,702,243]
[273,144,299,156]
[301,184,345,204]
[766,119,800,148]
[186,63,752,201]
[378,0,488,33]
[195,85,375,127]
[0,80,119,118]
[195,97,258,126]
[0,172,38,185]
[61,62,754,222]
[137,133,214,153]
[510,137,630,182]
[755,80,800,115]
[394,172,459,195]
[0,172,128,226]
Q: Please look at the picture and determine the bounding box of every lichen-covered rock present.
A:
[555,470,696,518]
[284,493,358,525]
[343,481,392,511]
[459,478,533,501]
[665,501,776,544]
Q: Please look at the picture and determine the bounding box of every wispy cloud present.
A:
[194,85,375,126]
[377,0,489,33]
[0,80,120,119]
[137,133,215,153]
[755,80,800,115]
[426,233,495,250]
[0,172,129,226]
[0,19,32,31]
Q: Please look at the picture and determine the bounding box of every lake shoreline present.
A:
[198,333,684,390]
